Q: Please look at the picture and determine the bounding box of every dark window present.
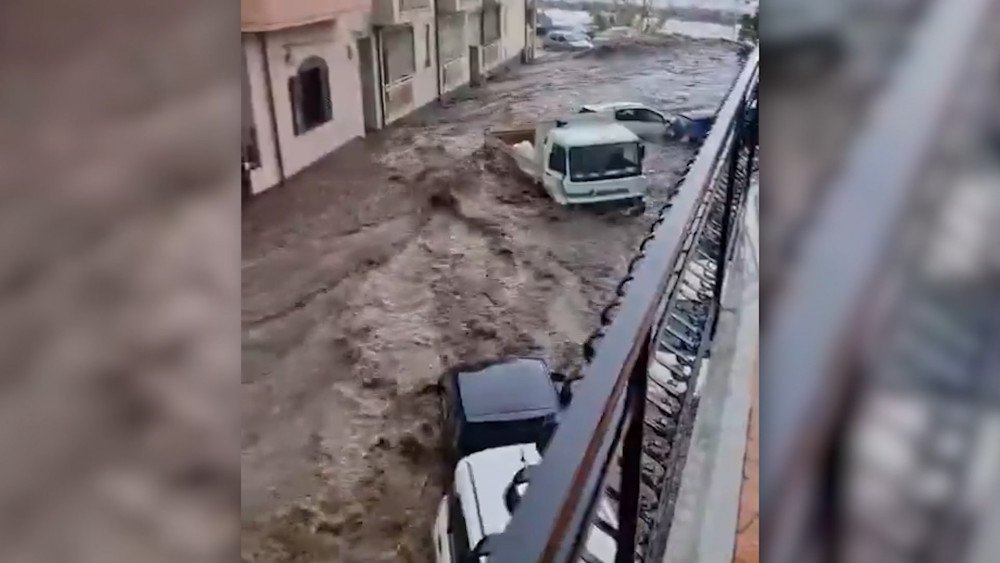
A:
[548,144,567,174]
[568,143,641,182]
[459,416,555,458]
[450,494,471,558]
[425,24,432,68]
[482,5,501,44]
[288,56,332,135]
[382,26,416,83]
[634,108,666,123]
[439,15,466,61]
[614,108,638,121]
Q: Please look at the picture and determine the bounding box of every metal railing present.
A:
[487,48,759,563]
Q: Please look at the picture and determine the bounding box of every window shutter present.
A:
[288,76,304,135]
[319,65,333,121]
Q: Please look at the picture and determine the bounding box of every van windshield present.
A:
[568,143,641,182]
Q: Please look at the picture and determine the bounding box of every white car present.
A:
[433,443,618,563]
[543,30,594,51]
[579,102,671,141]
[433,444,538,563]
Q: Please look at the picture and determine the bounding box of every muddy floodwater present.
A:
[242,37,742,562]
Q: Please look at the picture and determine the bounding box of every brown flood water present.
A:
[241,36,742,563]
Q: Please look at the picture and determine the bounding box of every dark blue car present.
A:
[668,110,716,143]
[437,358,572,466]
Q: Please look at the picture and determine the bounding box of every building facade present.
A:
[242,0,532,195]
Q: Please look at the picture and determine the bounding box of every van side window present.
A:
[450,494,471,557]
[548,144,567,174]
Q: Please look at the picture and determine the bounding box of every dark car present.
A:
[668,110,716,143]
[438,358,571,465]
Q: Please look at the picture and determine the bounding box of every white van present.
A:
[433,443,618,563]
[485,119,648,208]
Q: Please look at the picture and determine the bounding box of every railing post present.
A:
[616,343,650,563]
[713,98,747,306]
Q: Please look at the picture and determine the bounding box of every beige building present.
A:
[371,0,439,125]
[242,0,374,194]
[241,0,533,195]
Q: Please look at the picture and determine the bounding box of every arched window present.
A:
[288,56,332,135]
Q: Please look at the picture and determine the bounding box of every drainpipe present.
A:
[524,0,529,62]
[374,27,386,129]
[433,0,442,99]
[259,32,286,185]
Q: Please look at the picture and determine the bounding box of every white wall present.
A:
[243,34,282,194]
[501,0,526,64]
[411,15,440,110]
[262,19,367,181]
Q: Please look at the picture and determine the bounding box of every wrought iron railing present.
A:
[487,48,759,563]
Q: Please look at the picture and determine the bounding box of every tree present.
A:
[739,10,758,43]
[590,9,611,31]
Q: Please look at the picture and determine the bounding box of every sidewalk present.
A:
[732,181,760,563]
[661,181,758,563]
[733,357,758,563]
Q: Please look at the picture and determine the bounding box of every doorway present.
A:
[469,45,481,86]
[357,36,381,132]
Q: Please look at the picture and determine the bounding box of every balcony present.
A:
[372,0,432,25]
[241,0,369,32]
[438,0,482,13]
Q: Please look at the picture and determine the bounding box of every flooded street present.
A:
[242,37,742,563]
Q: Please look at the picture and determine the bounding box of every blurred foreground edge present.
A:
[762,0,1000,562]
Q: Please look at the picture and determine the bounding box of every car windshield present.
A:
[460,416,555,457]
[568,143,641,181]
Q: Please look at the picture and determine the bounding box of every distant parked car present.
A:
[578,102,716,144]
[667,110,716,143]
[543,30,594,51]
[593,26,637,46]
[578,102,670,141]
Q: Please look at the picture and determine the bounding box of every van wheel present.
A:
[628,199,646,216]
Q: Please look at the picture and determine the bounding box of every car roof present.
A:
[680,109,716,120]
[549,122,640,147]
[455,443,542,548]
[456,358,559,423]
[580,101,648,113]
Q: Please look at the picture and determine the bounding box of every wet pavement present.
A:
[242,37,742,563]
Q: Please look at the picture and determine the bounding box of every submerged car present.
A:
[578,102,716,144]
[437,358,571,465]
[543,30,594,51]
[579,102,670,141]
[667,109,716,143]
